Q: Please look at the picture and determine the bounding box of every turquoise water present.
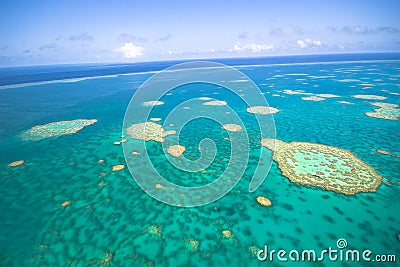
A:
[0,58,399,266]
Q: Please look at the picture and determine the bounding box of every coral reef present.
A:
[8,160,24,167]
[301,96,326,101]
[365,102,400,120]
[203,100,227,106]
[112,165,125,171]
[126,122,175,142]
[142,101,164,106]
[353,94,387,100]
[221,124,243,132]
[256,196,272,206]
[167,145,186,157]
[261,138,382,195]
[23,119,97,141]
[246,106,280,115]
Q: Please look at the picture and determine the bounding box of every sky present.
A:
[0,0,399,66]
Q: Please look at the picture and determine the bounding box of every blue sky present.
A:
[0,0,399,66]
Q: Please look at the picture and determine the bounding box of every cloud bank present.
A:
[296,38,322,48]
[115,42,144,58]
[118,33,147,43]
[232,43,274,52]
[329,26,400,35]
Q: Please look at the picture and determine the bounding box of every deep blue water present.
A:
[1,53,399,86]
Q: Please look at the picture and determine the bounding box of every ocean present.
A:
[0,53,399,266]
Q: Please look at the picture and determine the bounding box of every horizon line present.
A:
[1,51,400,69]
[1,52,400,90]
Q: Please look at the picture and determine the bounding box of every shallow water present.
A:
[0,58,399,266]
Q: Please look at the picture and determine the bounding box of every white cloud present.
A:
[115,42,144,58]
[232,43,274,52]
[296,38,322,48]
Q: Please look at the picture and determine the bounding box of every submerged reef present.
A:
[353,94,387,100]
[365,102,400,120]
[184,237,200,252]
[282,90,339,101]
[314,94,340,98]
[261,139,382,195]
[337,101,353,105]
[22,119,97,141]
[301,96,326,102]
[282,89,310,95]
